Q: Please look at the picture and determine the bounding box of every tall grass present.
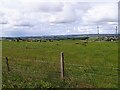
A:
[2,40,118,88]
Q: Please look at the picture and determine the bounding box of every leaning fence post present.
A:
[60,52,64,79]
[5,57,10,72]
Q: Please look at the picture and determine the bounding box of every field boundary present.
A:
[2,57,118,70]
[2,56,118,78]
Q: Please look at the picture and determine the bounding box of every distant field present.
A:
[2,40,118,88]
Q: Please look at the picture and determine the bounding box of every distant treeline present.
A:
[2,34,118,41]
[2,36,89,41]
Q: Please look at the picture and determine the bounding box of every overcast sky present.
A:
[0,0,119,37]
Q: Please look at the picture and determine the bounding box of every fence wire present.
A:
[2,57,118,77]
[2,56,118,88]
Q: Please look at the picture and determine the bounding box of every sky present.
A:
[0,0,119,37]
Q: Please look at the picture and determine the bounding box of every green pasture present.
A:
[2,40,118,88]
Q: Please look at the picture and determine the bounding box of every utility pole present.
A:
[116,26,118,38]
[97,25,100,41]
[97,25,99,35]
[1,21,8,37]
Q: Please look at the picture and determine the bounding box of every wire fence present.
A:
[2,56,118,88]
[2,57,118,77]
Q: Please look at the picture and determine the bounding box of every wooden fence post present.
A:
[5,57,10,72]
[60,52,64,79]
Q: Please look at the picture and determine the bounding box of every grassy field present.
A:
[2,40,118,88]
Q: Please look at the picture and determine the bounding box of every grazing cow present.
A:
[75,42,79,44]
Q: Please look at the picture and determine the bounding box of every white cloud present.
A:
[107,21,118,25]
[49,3,76,23]
[82,3,118,24]
[0,0,118,37]
[21,1,63,12]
